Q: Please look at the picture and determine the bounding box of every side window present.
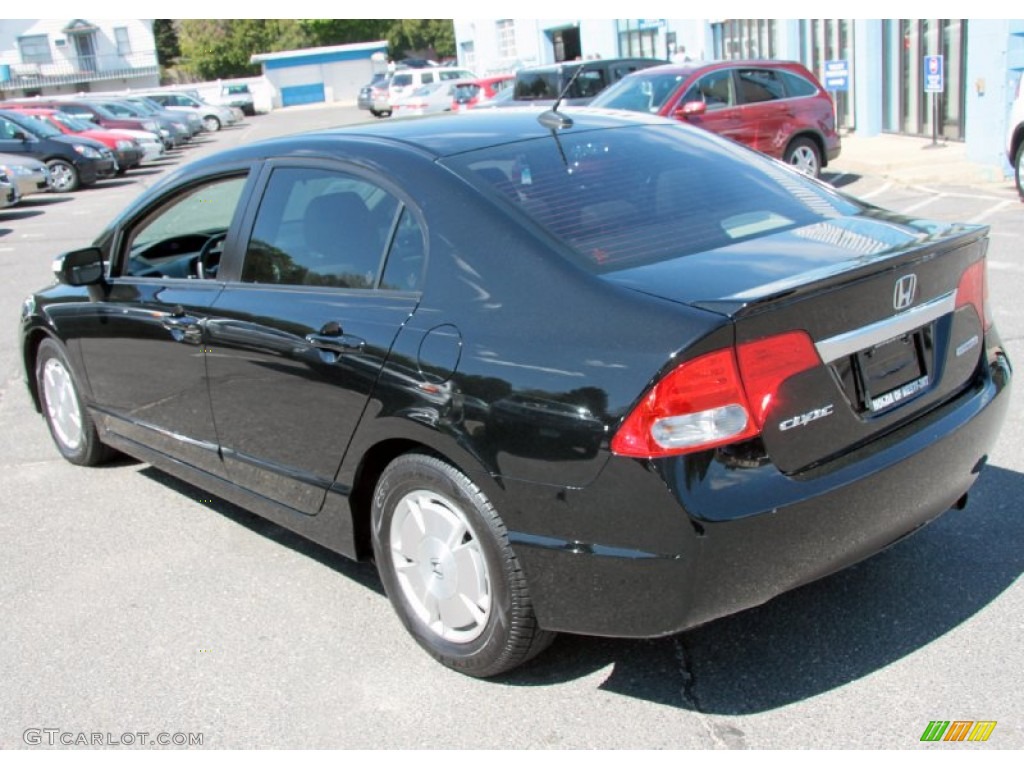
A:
[780,71,818,98]
[681,71,736,110]
[421,72,434,85]
[122,175,248,279]
[0,116,22,139]
[736,68,784,104]
[241,167,400,289]
[380,209,426,292]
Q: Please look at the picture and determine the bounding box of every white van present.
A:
[372,67,476,117]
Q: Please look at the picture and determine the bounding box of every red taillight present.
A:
[611,331,820,459]
[736,331,820,427]
[955,259,991,331]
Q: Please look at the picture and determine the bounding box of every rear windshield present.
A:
[443,123,861,273]
[514,68,606,100]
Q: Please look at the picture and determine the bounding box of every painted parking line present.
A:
[854,180,893,200]
[989,260,1024,273]
[897,195,944,215]
[967,200,1015,223]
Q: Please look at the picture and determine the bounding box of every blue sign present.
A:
[823,59,849,91]
[924,55,944,92]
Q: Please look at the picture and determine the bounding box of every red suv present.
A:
[591,60,840,177]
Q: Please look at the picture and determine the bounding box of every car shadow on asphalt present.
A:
[137,465,386,596]
[17,195,74,207]
[0,210,44,223]
[501,464,1024,713]
[822,171,862,189]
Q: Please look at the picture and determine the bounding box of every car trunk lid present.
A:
[605,214,990,473]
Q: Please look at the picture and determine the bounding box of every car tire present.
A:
[202,115,221,132]
[46,159,80,192]
[785,137,822,178]
[371,452,555,677]
[35,338,113,466]
[1015,142,1023,202]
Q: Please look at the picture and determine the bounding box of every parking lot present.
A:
[1,105,1022,749]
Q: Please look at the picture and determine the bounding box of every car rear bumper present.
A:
[510,349,1012,638]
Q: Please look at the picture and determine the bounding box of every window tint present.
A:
[392,74,413,87]
[421,72,434,85]
[241,167,399,289]
[444,125,860,274]
[123,175,248,278]
[593,72,685,113]
[736,68,785,104]
[380,209,426,292]
[572,70,606,98]
[681,71,736,109]
[780,71,818,98]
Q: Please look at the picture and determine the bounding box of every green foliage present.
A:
[177,19,307,80]
[175,19,457,81]
[388,20,455,59]
[153,19,180,64]
[300,19,391,47]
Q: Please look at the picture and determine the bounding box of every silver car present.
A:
[0,152,51,200]
[0,170,19,208]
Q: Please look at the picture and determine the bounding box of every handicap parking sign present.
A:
[924,55,944,92]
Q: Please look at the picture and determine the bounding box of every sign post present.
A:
[823,60,849,132]
[924,54,944,148]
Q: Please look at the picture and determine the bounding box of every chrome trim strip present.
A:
[815,291,957,364]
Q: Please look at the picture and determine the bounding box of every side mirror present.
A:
[674,101,707,119]
[53,246,105,286]
[11,129,30,141]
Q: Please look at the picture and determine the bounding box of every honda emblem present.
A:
[893,274,917,311]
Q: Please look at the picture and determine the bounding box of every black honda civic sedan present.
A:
[20,108,1012,677]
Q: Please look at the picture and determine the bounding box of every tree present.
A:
[300,19,391,47]
[177,19,307,80]
[387,19,455,60]
[153,19,180,66]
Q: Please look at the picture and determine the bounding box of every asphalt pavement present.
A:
[1,104,1022,751]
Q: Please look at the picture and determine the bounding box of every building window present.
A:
[460,40,476,71]
[714,20,777,60]
[18,35,53,65]
[617,20,659,58]
[882,19,967,141]
[114,27,132,56]
[497,20,517,60]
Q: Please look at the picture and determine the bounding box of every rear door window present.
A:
[736,68,785,104]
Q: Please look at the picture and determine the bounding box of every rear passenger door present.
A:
[732,67,790,157]
[205,161,426,514]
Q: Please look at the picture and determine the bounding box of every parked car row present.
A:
[0,90,246,203]
[356,57,842,177]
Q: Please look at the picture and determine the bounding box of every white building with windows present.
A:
[454,18,1024,178]
[0,19,159,99]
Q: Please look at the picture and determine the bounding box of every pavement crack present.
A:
[674,636,728,749]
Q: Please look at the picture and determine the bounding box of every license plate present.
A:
[857,330,929,413]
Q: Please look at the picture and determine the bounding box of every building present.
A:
[0,19,159,98]
[454,18,1024,178]
[250,41,388,109]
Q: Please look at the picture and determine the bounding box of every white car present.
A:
[1007,74,1024,200]
[391,82,460,118]
[106,128,165,162]
[140,92,238,132]
[374,66,476,117]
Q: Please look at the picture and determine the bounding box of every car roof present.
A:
[196,108,671,167]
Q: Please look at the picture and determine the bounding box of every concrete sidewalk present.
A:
[828,131,1014,189]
